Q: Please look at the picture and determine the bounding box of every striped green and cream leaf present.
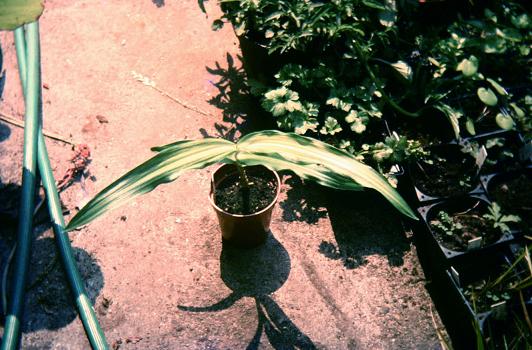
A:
[237,131,417,219]
[65,138,235,230]
[67,130,417,230]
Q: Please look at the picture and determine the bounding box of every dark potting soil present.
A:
[429,207,502,252]
[492,174,532,229]
[214,172,277,215]
[413,155,477,198]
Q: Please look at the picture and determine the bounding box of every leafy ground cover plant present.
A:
[66,130,417,230]
[203,0,530,176]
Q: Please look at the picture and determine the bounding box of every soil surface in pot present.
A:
[491,174,532,230]
[214,171,277,215]
[413,153,477,198]
[429,206,502,252]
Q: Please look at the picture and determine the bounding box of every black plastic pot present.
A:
[417,195,515,263]
[445,246,532,348]
[481,302,532,349]
[209,164,281,248]
[426,258,503,350]
[462,130,528,175]
[409,143,484,203]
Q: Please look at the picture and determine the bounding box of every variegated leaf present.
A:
[67,131,417,230]
[238,131,417,219]
[66,138,235,230]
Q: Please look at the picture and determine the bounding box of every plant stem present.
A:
[12,24,109,350]
[354,44,423,118]
[236,161,251,188]
[1,23,40,350]
[234,151,252,213]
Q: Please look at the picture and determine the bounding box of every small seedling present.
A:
[431,210,464,237]
[483,202,521,234]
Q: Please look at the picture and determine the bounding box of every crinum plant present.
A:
[66,130,417,230]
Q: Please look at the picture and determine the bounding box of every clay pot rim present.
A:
[208,163,281,218]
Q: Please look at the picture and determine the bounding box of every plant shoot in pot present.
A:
[65,130,417,231]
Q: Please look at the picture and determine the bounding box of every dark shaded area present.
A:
[0,41,5,99]
[323,189,411,268]
[203,53,275,141]
[178,233,316,349]
[0,237,104,332]
[151,0,164,8]
[0,180,57,239]
[280,176,411,269]
[0,175,104,334]
[279,176,328,225]
[0,123,10,142]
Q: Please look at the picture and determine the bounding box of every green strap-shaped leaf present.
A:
[0,0,44,30]
[67,131,417,230]
[66,138,235,230]
[238,131,417,219]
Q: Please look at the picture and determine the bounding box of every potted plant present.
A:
[418,196,520,261]
[209,163,281,247]
[447,245,532,348]
[409,143,484,202]
[442,248,532,349]
[461,130,527,175]
[65,130,417,246]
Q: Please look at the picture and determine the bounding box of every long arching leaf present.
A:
[65,138,235,230]
[67,130,417,230]
[237,130,417,219]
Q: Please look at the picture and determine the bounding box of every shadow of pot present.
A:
[209,164,280,248]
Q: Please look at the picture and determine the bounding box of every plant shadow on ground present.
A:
[178,232,317,349]
[282,176,410,268]
[0,235,104,333]
[0,42,11,142]
[0,179,105,333]
[201,53,276,141]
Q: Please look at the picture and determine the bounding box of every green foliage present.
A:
[66,130,417,230]
[273,2,526,133]
[209,0,530,177]
[429,202,518,243]
[0,0,43,30]
[482,202,521,234]
[431,211,463,237]
[214,0,394,54]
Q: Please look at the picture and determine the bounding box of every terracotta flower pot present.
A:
[209,164,281,248]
